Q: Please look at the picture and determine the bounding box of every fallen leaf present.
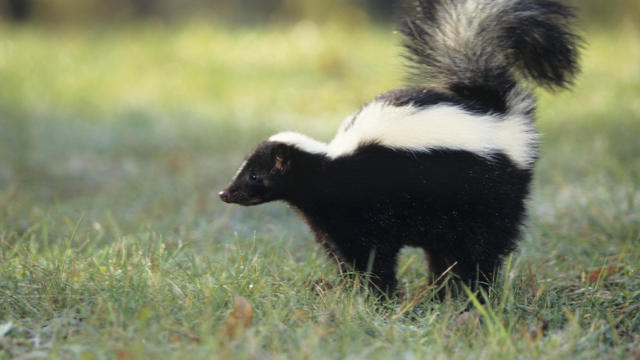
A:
[588,265,618,283]
[117,350,133,360]
[169,335,181,342]
[222,294,253,340]
[455,309,480,329]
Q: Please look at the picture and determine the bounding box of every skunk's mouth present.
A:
[219,189,263,206]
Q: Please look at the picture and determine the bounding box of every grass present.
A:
[0,19,639,359]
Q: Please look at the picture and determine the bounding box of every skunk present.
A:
[220,0,580,295]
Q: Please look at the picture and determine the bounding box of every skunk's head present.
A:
[219,141,292,206]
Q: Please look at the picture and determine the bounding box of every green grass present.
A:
[1,20,639,359]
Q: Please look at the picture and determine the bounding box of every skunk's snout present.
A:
[219,190,230,203]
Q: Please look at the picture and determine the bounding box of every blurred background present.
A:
[2,0,639,24]
[1,2,639,356]
[0,0,639,239]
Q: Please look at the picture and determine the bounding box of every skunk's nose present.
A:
[219,190,230,203]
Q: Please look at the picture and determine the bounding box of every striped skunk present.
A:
[220,0,580,296]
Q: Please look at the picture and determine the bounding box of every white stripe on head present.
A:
[269,131,329,155]
[327,101,538,168]
[231,160,248,181]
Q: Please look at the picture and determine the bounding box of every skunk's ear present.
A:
[273,155,289,173]
[271,145,291,174]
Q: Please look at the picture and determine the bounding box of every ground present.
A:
[0,20,639,359]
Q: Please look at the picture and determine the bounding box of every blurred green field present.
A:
[0,20,639,359]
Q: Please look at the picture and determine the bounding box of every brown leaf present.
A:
[117,350,133,360]
[222,294,253,340]
[588,265,618,283]
[169,335,181,342]
[455,309,480,329]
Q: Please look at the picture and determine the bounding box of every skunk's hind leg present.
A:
[425,249,497,300]
[339,240,401,297]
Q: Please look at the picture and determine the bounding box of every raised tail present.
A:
[399,0,581,99]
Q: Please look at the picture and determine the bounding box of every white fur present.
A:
[329,102,538,168]
[231,160,248,181]
[269,101,538,169]
[269,131,329,154]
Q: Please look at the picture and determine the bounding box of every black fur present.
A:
[375,87,508,114]
[223,142,531,294]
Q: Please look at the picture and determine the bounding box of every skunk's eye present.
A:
[249,172,260,182]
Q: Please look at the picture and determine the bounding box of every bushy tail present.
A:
[400,0,581,95]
